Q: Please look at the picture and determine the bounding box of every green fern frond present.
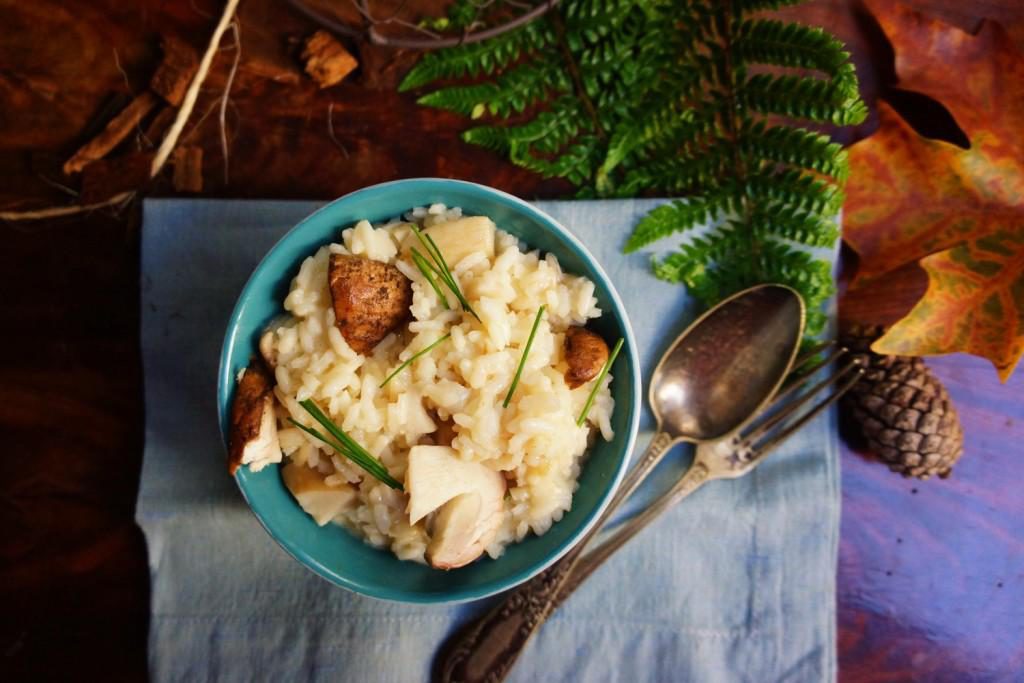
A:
[739,73,868,125]
[406,0,865,335]
[739,123,848,181]
[742,205,840,247]
[734,20,856,91]
[621,146,732,195]
[624,192,733,252]
[418,60,570,118]
[743,168,844,215]
[754,239,836,303]
[399,22,553,92]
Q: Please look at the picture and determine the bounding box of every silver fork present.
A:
[555,344,864,602]
[435,346,863,683]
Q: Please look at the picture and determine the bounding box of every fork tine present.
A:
[791,340,835,370]
[782,344,846,388]
[743,357,860,443]
[746,366,864,459]
[743,347,850,438]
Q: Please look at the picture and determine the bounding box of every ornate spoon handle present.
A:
[555,456,712,605]
[434,430,678,683]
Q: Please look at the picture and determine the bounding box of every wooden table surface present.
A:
[1,0,1021,680]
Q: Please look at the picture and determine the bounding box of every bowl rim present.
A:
[218,178,641,603]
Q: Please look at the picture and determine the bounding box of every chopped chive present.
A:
[286,418,400,489]
[576,337,624,427]
[503,306,546,408]
[380,333,451,388]
[410,249,450,309]
[408,224,480,321]
[294,401,404,490]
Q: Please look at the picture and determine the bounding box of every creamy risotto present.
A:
[232,204,616,568]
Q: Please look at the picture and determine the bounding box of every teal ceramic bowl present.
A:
[218,179,640,603]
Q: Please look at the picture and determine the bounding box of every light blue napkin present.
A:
[138,198,839,683]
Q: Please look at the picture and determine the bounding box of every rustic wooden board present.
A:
[0,0,1021,680]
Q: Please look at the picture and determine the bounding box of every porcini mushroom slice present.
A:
[328,253,413,355]
[427,482,505,570]
[564,326,610,389]
[400,216,496,267]
[405,445,505,525]
[228,360,282,475]
[281,460,357,526]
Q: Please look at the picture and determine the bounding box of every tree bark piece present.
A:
[62,92,159,175]
[150,35,199,106]
[302,30,358,88]
[172,146,203,192]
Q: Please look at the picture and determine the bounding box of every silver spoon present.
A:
[436,283,806,683]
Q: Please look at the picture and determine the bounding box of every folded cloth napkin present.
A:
[138,198,839,683]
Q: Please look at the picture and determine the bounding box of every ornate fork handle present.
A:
[435,430,678,683]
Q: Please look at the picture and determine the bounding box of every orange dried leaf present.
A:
[873,229,1024,382]
[844,102,1020,280]
[845,4,1024,379]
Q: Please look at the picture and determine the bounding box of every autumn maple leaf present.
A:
[844,4,1024,381]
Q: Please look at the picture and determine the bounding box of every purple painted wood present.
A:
[838,353,1024,682]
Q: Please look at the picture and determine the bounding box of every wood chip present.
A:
[63,92,159,175]
[150,35,200,106]
[79,152,153,204]
[172,146,203,193]
[301,30,358,89]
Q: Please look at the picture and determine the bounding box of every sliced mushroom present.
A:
[400,216,496,268]
[427,485,505,570]
[405,445,504,524]
[564,326,610,389]
[281,460,357,526]
[228,359,282,475]
[328,253,413,355]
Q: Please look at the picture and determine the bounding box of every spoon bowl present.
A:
[651,284,805,441]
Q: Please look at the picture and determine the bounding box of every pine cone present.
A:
[840,324,964,479]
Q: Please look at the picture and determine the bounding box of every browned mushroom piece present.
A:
[564,326,610,389]
[228,358,281,475]
[328,253,413,355]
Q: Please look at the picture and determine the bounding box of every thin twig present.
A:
[283,0,560,50]
[113,48,133,93]
[36,173,80,198]
[376,0,412,23]
[0,192,134,222]
[326,102,350,159]
[351,0,374,23]
[114,47,156,152]
[383,17,444,39]
[151,0,242,176]
[181,98,222,143]
[189,0,214,19]
[219,20,241,184]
